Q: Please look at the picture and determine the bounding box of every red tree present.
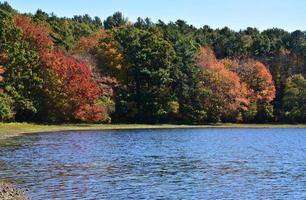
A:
[43,51,105,122]
[14,15,107,122]
[236,59,276,103]
[197,47,250,122]
[14,15,53,53]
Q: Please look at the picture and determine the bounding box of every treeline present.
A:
[0,2,305,124]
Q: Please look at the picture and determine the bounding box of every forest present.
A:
[0,2,305,124]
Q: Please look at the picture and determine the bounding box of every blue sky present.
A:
[4,0,306,31]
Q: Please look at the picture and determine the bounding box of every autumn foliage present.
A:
[74,29,109,52]
[74,29,125,75]
[1,3,303,124]
[197,47,250,121]
[13,15,53,52]
[236,59,276,103]
[196,47,276,122]
[42,51,105,122]
[13,15,107,122]
[0,66,4,83]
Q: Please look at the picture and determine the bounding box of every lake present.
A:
[0,128,305,199]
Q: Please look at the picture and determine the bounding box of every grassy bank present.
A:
[0,123,305,139]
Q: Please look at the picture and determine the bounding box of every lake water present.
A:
[0,128,305,199]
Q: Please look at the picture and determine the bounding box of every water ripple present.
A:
[0,128,305,199]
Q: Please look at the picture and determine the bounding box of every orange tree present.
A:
[197,47,250,122]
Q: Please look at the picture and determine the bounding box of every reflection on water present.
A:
[0,128,306,199]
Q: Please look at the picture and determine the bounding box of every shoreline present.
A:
[0,123,306,140]
[0,181,28,200]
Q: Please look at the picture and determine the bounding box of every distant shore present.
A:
[0,123,305,140]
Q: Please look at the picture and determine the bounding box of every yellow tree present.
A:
[74,29,126,76]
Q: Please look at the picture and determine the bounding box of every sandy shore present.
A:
[0,182,28,200]
[0,123,305,140]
